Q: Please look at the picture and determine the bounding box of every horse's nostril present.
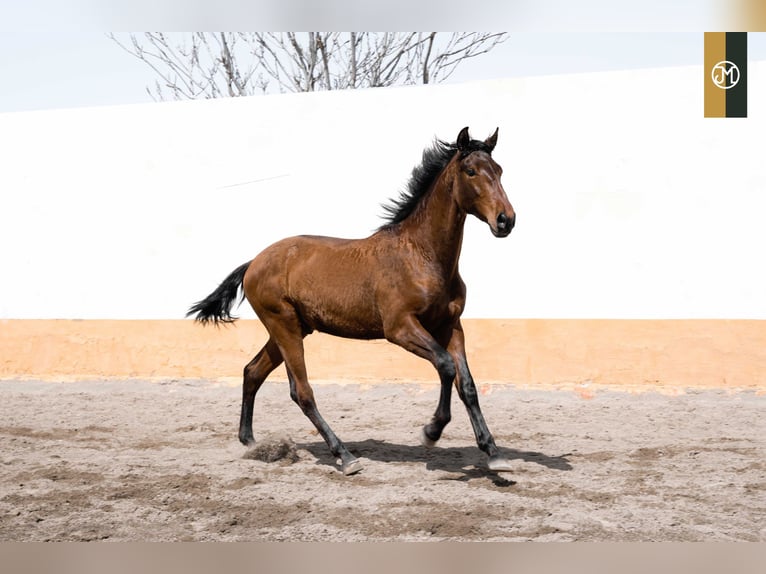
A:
[493,212,515,237]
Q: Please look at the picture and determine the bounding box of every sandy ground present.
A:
[0,378,764,542]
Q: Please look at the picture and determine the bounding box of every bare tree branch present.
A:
[349,32,358,89]
[422,33,436,84]
[109,32,508,100]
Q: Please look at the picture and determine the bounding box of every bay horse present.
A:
[188,127,516,475]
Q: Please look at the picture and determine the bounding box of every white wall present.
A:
[1,63,765,320]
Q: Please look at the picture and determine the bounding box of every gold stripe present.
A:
[730,0,766,31]
[704,32,727,117]
[2,319,765,391]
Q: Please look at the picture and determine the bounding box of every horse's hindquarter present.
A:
[244,235,390,339]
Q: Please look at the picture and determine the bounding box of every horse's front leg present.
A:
[447,321,513,472]
[384,315,456,447]
[421,368,454,447]
[419,323,461,447]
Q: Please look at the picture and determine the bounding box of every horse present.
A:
[187,127,516,476]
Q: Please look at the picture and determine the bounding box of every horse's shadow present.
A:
[299,438,572,485]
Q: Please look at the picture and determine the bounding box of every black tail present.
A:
[186,261,251,326]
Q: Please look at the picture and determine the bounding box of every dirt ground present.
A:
[0,378,764,542]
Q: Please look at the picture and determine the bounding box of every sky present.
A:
[3,31,765,114]
[1,0,766,116]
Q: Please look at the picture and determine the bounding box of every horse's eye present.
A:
[466,168,476,177]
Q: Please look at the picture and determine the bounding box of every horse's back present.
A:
[246,234,370,279]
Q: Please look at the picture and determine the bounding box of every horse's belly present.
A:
[300,302,385,340]
[315,318,385,340]
[292,281,385,340]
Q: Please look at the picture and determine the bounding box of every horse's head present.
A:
[452,127,515,238]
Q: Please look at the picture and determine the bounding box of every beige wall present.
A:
[2,319,764,391]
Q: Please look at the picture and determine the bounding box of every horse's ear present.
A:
[485,128,499,152]
[456,127,471,151]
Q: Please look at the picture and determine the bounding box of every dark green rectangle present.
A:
[725,32,747,118]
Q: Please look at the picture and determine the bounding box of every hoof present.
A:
[342,458,363,476]
[488,455,513,473]
[420,427,438,448]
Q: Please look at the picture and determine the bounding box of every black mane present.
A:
[379,136,493,228]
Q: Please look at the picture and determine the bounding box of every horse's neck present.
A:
[401,173,466,276]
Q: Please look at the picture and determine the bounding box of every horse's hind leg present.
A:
[239,338,283,446]
[267,316,362,475]
[285,369,362,475]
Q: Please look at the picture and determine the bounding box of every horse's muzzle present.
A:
[493,212,515,237]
